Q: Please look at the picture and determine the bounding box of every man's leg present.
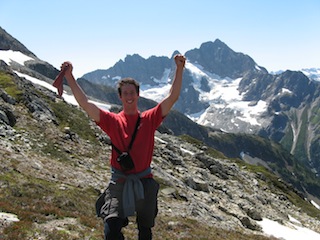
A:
[104,217,127,240]
[138,224,152,240]
[101,182,127,240]
[136,178,159,240]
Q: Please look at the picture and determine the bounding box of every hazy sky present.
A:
[1,0,319,78]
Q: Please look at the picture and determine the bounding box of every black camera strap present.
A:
[111,114,141,155]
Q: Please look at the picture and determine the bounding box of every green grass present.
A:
[293,107,309,161]
[280,123,294,154]
[179,134,227,159]
[0,170,104,239]
[0,71,24,101]
[310,105,320,125]
[50,101,98,143]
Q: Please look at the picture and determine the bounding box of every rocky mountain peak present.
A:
[171,50,181,58]
[83,53,172,87]
[0,27,36,58]
[185,39,267,78]
[201,38,229,51]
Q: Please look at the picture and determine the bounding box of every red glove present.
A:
[53,67,67,97]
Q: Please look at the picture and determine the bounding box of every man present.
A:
[60,54,186,239]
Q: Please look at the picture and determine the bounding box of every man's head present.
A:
[117,78,140,113]
[117,78,140,96]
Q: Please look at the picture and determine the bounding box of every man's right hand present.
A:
[61,61,73,79]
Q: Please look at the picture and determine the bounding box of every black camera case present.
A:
[117,152,135,171]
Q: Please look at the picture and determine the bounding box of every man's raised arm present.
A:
[160,54,186,117]
[61,62,101,123]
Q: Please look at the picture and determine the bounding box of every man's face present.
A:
[119,84,139,107]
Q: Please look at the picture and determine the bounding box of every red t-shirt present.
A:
[97,104,164,174]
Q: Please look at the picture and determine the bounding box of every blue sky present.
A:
[0,0,319,78]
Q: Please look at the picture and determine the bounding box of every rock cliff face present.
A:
[185,39,268,79]
[1,58,320,239]
[0,26,36,58]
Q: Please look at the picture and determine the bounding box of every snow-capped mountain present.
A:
[83,40,270,133]
[82,39,320,177]
[82,39,319,134]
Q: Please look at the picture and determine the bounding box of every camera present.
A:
[117,152,135,171]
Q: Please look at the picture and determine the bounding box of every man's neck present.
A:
[123,106,139,115]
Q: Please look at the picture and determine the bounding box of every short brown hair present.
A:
[117,78,140,96]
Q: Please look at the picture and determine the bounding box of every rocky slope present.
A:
[1,56,320,239]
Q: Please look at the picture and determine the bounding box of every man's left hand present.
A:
[174,54,186,68]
